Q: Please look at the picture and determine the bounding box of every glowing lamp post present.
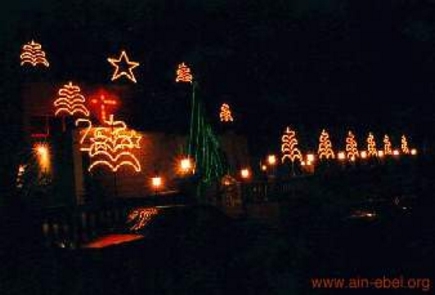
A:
[240,168,251,180]
[151,176,162,194]
[179,157,194,174]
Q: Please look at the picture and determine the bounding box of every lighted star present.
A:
[107,50,140,83]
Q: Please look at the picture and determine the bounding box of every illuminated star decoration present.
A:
[281,127,302,163]
[175,62,193,83]
[54,82,90,117]
[107,50,140,83]
[20,40,49,67]
[77,115,142,173]
[220,103,234,122]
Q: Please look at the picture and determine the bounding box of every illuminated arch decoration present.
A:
[281,127,302,163]
[318,129,335,160]
[345,131,359,161]
[76,115,142,173]
[367,132,377,157]
[90,91,118,122]
[20,40,49,67]
[401,135,410,154]
[175,62,193,83]
[54,82,90,117]
[107,50,140,83]
[383,135,392,155]
[219,103,234,122]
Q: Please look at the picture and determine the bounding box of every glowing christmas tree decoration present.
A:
[107,50,140,83]
[219,103,234,122]
[318,129,335,160]
[345,131,359,161]
[90,92,118,122]
[367,132,377,157]
[20,40,49,67]
[281,127,302,163]
[401,135,410,154]
[54,82,90,117]
[175,62,193,83]
[383,135,392,155]
[78,115,142,173]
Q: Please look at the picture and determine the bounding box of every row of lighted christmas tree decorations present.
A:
[280,127,417,165]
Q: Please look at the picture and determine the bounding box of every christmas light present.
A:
[306,154,315,162]
[360,151,368,159]
[179,157,194,175]
[378,150,385,158]
[337,152,346,160]
[410,148,417,156]
[127,207,159,231]
[20,40,49,67]
[77,115,142,173]
[107,50,139,83]
[345,131,359,160]
[151,176,162,189]
[383,135,392,155]
[240,168,250,179]
[54,82,90,117]
[267,155,277,166]
[175,62,193,83]
[367,133,377,157]
[281,127,302,163]
[401,135,410,154]
[318,129,335,160]
[393,149,400,156]
[33,142,50,173]
[90,91,118,122]
[219,103,234,122]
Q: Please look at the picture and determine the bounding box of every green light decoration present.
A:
[187,82,227,199]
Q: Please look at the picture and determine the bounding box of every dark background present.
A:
[1,0,435,157]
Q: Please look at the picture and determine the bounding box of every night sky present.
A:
[2,0,435,155]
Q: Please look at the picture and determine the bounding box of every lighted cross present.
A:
[91,94,118,122]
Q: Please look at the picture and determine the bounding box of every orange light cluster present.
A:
[281,127,302,163]
[345,131,359,161]
[383,135,392,155]
[20,40,49,67]
[107,50,139,83]
[175,62,193,83]
[401,135,410,154]
[90,92,118,122]
[33,142,50,173]
[219,103,234,122]
[54,82,90,117]
[318,129,335,160]
[76,115,142,173]
[127,207,159,231]
[367,132,377,157]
